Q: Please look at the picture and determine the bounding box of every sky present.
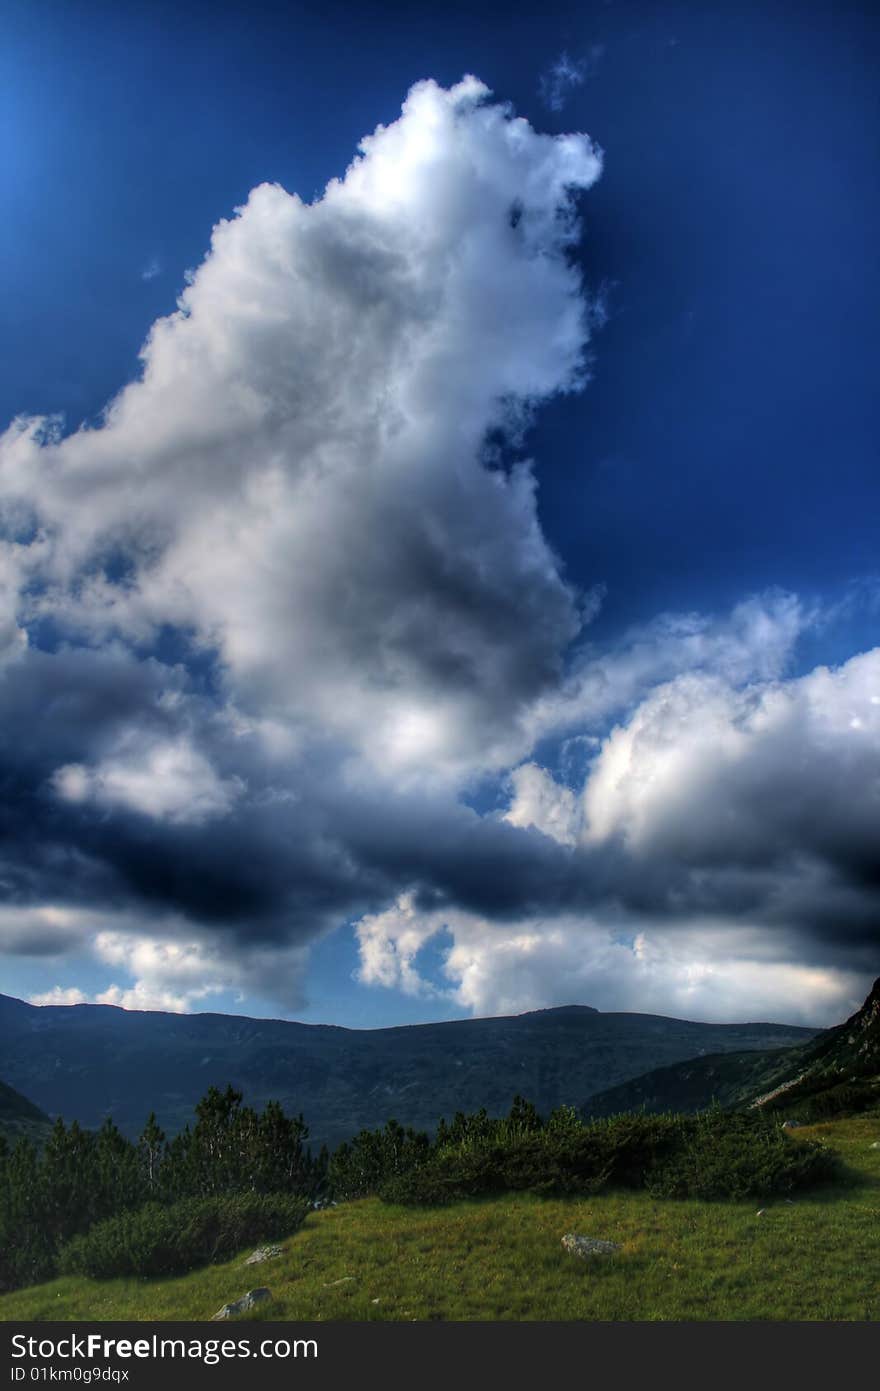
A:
[1,0,878,1030]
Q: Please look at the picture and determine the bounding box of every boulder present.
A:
[211,1288,272,1320]
[561,1233,620,1258]
[244,1245,284,1265]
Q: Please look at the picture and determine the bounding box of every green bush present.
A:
[644,1110,841,1199]
[328,1120,431,1200]
[58,1192,309,1279]
[377,1106,840,1206]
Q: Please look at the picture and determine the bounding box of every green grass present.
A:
[2,1115,878,1323]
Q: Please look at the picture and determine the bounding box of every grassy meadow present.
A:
[1,1114,877,1323]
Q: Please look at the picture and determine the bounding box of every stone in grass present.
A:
[870,1142,880,1150]
[561,1233,620,1258]
[211,1288,273,1321]
[244,1245,284,1265]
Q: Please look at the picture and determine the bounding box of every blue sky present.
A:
[1,0,878,1028]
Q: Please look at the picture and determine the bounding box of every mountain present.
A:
[749,974,880,1119]
[0,1077,52,1146]
[583,1043,816,1118]
[0,992,817,1150]
[585,977,880,1122]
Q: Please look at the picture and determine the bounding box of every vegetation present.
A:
[58,1194,308,1279]
[0,1078,52,1148]
[0,1085,325,1294]
[0,1080,842,1296]
[1,1114,877,1322]
[336,1099,840,1205]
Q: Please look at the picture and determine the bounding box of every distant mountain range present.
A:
[586,977,880,1123]
[0,991,818,1150]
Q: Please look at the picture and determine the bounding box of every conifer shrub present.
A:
[376,1106,840,1205]
[643,1109,840,1199]
[58,1192,309,1279]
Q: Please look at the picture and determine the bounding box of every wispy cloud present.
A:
[539,46,605,113]
[140,257,161,281]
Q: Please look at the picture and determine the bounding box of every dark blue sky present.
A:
[1,0,878,1026]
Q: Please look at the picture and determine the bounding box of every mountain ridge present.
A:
[0,991,819,1150]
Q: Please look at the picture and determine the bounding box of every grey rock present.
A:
[244,1245,283,1265]
[780,1120,801,1130]
[211,1288,272,1321]
[561,1233,620,1258]
[870,1141,880,1149]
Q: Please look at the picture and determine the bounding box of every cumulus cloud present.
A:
[29,920,315,1015]
[29,985,91,1007]
[355,896,868,1026]
[53,736,243,825]
[353,617,880,1023]
[0,76,877,1026]
[1,76,601,783]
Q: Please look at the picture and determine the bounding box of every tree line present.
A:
[0,1084,325,1292]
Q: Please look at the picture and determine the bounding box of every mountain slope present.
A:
[0,994,817,1149]
[585,977,880,1122]
[750,975,880,1119]
[0,1078,52,1146]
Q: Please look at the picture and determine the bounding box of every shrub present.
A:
[644,1110,841,1199]
[377,1106,840,1206]
[328,1120,431,1200]
[58,1192,309,1280]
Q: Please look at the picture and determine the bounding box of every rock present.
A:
[561,1233,620,1258]
[870,1141,880,1149]
[323,1276,355,1287]
[244,1245,283,1265]
[756,1209,767,1217]
[780,1120,801,1130]
[211,1288,272,1320]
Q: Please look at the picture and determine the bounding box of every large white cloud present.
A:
[1,76,602,784]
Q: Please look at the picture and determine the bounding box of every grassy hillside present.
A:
[2,1114,877,1323]
[0,1079,51,1146]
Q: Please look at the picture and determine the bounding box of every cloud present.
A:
[140,258,161,281]
[355,895,867,1026]
[1,76,602,785]
[0,76,877,1026]
[29,985,91,1007]
[0,78,608,1010]
[539,48,605,114]
[353,608,880,1024]
[53,736,244,825]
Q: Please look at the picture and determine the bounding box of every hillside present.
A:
[750,974,880,1119]
[0,1078,52,1146]
[585,977,880,1122]
[0,993,817,1150]
[1,1114,877,1322]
